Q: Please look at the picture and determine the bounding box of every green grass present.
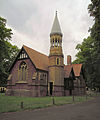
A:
[0,93,93,113]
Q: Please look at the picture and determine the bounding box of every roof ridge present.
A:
[23,45,48,57]
[72,64,82,65]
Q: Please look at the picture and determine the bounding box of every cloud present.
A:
[11,27,49,56]
[0,0,93,63]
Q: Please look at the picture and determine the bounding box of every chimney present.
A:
[67,55,71,65]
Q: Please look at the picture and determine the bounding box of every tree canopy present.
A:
[0,17,19,87]
[73,0,100,91]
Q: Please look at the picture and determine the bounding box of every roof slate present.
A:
[72,64,82,77]
[23,45,49,71]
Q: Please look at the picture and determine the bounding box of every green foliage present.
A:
[0,17,12,86]
[73,37,94,87]
[88,0,100,53]
[0,17,12,41]
[0,17,19,87]
[73,0,100,90]
[74,37,94,64]
[0,41,19,87]
[4,41,20,73]
[88,0,100,89]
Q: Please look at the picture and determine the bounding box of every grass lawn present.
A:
[0,93,92,113]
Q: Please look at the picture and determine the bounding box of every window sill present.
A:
[16,81,27,84]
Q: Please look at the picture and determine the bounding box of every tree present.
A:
[0,41,19,87]
[73,37,94,64]
[4,41,20,73]
[0,17,19,87]
[88,0,100,91]
[72,37,94,87]
[0,17,12,86]
[73,0,100,90]
[0,17,12,42]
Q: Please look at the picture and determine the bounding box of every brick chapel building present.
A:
[6,12,86,97]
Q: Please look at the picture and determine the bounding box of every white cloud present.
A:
[0,0,93,64]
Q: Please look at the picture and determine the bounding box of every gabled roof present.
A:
[64,64,83,77]
[72,64,82,77]
[50,11,62,35]
[23,45,49,71]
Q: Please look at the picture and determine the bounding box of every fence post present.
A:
[72,94,74,102]
[72,90,75,102]
[21,101,24,109]
[86,93,87,100]
[96,91,97,96]
[52,96,55,105]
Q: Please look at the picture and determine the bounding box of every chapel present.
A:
[6,12,86,97]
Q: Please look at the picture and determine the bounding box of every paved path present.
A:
[0,97,100,120]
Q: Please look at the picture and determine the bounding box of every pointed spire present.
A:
[50,11,62,36]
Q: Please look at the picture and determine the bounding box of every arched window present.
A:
[19,61,27,81]
[55,38,57,47]
[56,58,60,65]
[53,39,54,47]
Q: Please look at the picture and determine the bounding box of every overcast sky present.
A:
[0,0,93,64]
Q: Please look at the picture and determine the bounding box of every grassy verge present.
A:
[0,93,93,113]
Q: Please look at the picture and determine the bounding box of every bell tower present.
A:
[48,11,64,96]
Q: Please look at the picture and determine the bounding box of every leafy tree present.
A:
[0,17,12,86]
[88,0,100,90]
[72,37,94,87]
[0,17,19,87]
[4,41,20,73]
[73,37,94,64]
[73,0,100,91]
[0,17,12,42]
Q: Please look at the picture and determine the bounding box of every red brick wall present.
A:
[11,59,36,85]
[6,58,48,97]
[6,59,37,97]
[52,86,64,96]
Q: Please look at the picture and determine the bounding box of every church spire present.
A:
[50,11,62,36]
[48,12,64,96]
[49,11,63,56]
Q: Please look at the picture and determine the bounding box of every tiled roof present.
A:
[64,65,72,78]
[23,45,49,71]
[64,64,82,77]
[72,64,82,77]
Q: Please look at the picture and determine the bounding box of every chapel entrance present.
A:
[49,82,53,95]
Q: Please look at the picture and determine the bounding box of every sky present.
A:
[0,0,93,64]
